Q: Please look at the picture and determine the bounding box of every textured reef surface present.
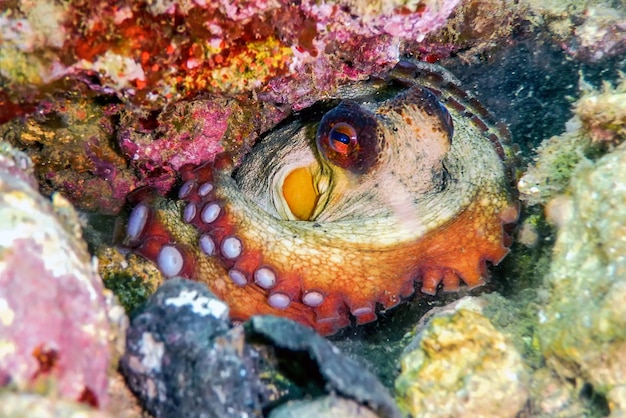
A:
[1,0,626,417]
[0,142,120,411]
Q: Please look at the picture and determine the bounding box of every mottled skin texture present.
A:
[125,62,517,335]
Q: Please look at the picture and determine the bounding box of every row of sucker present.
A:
[125,174,486,333]
[125,192,196,280]
[176,162,362,332]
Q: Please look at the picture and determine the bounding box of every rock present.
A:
[519,76,626,208]
[98,246,164,315]
[0,392,112,418]
[395,297,529,418]
[120,277,267,418]
[247,316,402,418]
[0,143,112,407]
[527,367,588,416]
[105,371,146,418]
[538,142,626,415]
[526,0,626,62]
[121,277,401,418]
[0,96,281,214]
[0,97,133,214]
[517,123,592,207]
[575,77,626,146]
[269,396,379,418]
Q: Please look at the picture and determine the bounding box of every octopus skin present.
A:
[123,61,518,336]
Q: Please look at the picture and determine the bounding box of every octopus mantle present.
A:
[124,61,518,336]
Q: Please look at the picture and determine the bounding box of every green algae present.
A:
[537,143,626,413]
[102,270,154,315]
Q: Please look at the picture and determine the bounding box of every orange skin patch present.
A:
[218,193,512,333]
[124,61,518,336]
[131,182,514,336]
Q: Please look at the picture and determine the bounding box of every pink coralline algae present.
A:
[0,143,112,407]
[0,0,461,118]
[263,0,461,109]
[111,97,288,209]
[0,93,284,214]
[0,0,461,213]
[117,97,286,173]
[119,101,229,172]
[0,98,138,214]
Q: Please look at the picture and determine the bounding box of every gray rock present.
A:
[247,316,402,418]
[121,277,267,418]
[269,396,380,418]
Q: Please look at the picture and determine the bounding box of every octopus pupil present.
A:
[331,130,351,144]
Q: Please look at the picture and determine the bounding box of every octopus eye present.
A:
[329,122,357,154]
[316,102,380,174]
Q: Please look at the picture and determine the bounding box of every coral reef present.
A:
[0,143,113,407]
[0,0,461,119]
[538,142,626,415]
[395,297,529,417]
[524,0,626,62]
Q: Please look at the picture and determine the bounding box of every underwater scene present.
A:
[0,0,625,416]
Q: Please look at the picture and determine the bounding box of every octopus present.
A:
[123,61,518,336]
